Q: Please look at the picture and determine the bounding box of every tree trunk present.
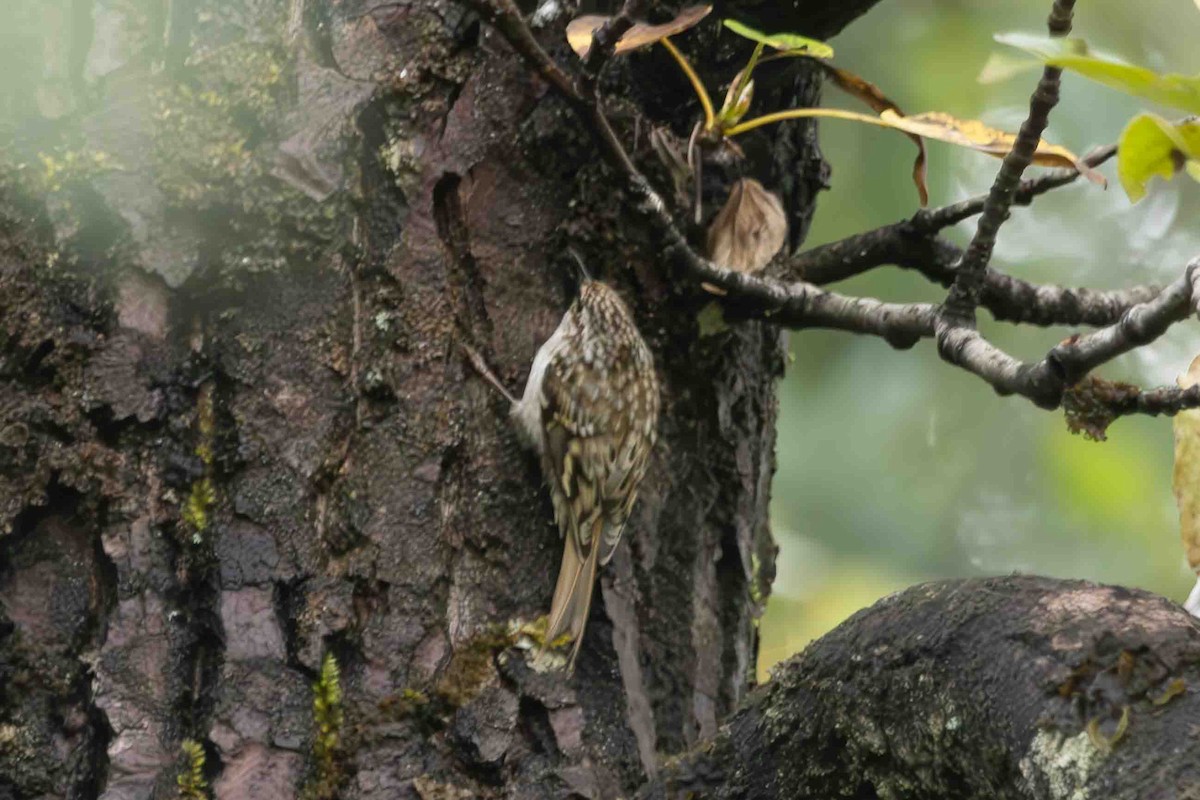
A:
[0,1,875,797]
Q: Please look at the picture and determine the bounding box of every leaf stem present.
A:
[724,107,895,137]
[659,36,715,131]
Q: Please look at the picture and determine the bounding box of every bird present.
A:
[464,278,659,670]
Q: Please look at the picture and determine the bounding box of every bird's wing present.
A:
[539,340,654,565]
[541,352,612,560]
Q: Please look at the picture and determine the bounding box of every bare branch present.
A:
[793,144,1117,286]
[793,228,1159,333]
[1108,383,1200,419]
[938,258,1200,408]
[796,231,1161,329]
[788,219,950,284]
[467,0,1200,426]
[640,576,1200,800]
[581,0,648,76]
[467,0,579,100]
[629,177,937,347]
[977,273,1161,328]
[1050,261,1200,382]
[943,0,1077,322]
[787,146,1145,329]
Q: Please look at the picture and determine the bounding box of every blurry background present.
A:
[761,0,1200,679]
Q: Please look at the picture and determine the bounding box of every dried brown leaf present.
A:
[566,5,712,59]
[705,178,788,275]
[725,107,1102,201]
[817,62,928,205]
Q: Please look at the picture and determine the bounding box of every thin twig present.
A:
[468,0,579,99]
[796,228,1159,328]
[912,143,1116,234]
[790,144,1116,284]
[1049,260,1200,382]
[582,0,648,77]
[942,0,1077,323]
[937,258,1200,407]
[1110,384,1200,419]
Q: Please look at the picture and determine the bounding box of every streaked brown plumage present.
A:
[510,280,659,670]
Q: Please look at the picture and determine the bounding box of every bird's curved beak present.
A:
[566,246,592,286]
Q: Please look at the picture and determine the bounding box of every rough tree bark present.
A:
[0,0,856,796]
[2,2,1197,800]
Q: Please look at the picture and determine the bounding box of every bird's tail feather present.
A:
[542,535,600,672]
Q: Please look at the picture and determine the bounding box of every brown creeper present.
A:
[469,280,659,670]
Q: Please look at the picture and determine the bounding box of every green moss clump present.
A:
[29,149,119,195]
[0,143,121,231]
[176,739,208,799]
[149,36,347,274]
[304,652,346,800]
[749,553,765,606]
[387,687,430,715]
[376,686,445,734]
[181,477,216,543]
[195,384,216,467]
[151,43,285,208]
[436,626,513,708]
[182,384,218,545]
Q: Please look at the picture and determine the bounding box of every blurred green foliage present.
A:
[762,0,1200,680]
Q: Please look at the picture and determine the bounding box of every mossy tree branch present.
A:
[639,576,1200,800]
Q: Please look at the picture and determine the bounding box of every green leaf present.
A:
[696,301,730,337]
[1117,113,1200,202]
[976,51,1039,85]
[722,19,833,58]
[995,32,1200,114]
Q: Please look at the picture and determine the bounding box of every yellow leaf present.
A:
[1173,355,1200,573]
[566,5,712,58]
[1117,113,1200,202]
[1151,678,1186,706]
[879,111,1104,184]
[726,106,1100,184]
